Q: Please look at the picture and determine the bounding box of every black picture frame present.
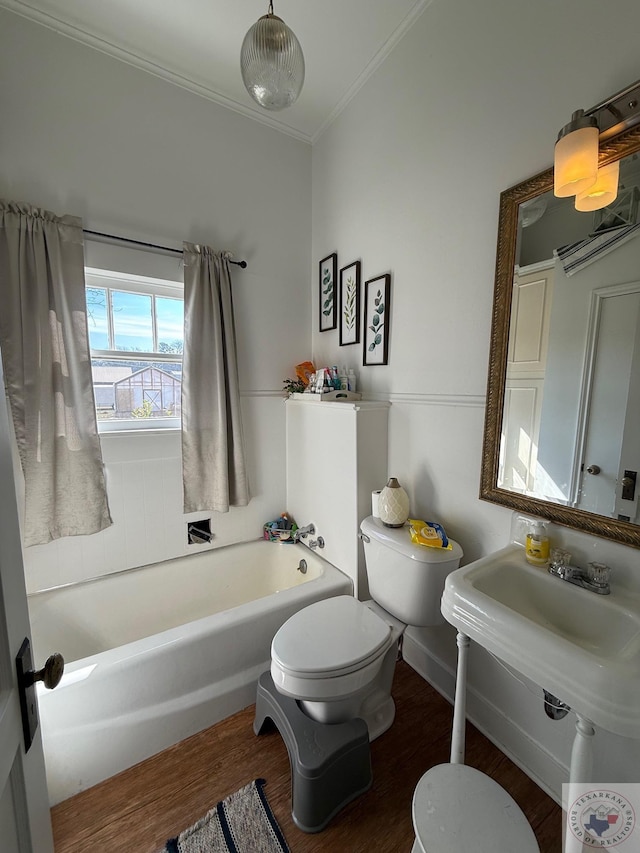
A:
[339,260,361,346]
[319,252,337,332]
[363,273,391,366]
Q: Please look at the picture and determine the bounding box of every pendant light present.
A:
[240,2,305,111]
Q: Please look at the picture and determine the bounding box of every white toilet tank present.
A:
[360,516,463,626]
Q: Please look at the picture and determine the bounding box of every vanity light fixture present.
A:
[574,160,620,211]
[554,110,599,198]
[554,79,640,211]
[240,1,305,111]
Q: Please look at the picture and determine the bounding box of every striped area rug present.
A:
[160,779,290,853]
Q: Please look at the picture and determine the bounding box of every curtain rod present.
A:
[82,229,248,268]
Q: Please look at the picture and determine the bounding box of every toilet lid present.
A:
[412,764,540,853]
[271,595,392,678]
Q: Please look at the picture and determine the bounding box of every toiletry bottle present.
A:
[339,367,349,390]
[347,368,357,392]
[525,521,550,566]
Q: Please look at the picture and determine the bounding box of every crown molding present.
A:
[0,0,313,143]
[311,0,433,144]
[1,0,432,146]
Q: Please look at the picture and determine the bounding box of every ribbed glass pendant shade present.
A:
[241,7,304,111]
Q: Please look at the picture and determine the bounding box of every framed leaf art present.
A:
[318,252,337,332]
[363,273,390,366]
[339,260,361,346]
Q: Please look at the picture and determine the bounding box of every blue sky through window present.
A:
[156,296,184,352]
[113,291,153,351]
[86,287,184,353]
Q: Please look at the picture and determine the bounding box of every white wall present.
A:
[0,11,311,590]
[311,0,640,800]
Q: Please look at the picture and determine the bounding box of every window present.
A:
[86,268,183,431]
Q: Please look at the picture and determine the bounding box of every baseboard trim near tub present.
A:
[402,631,567,806]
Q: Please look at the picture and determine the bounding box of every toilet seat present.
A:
[272,595,392,678]
[271,596,395,701]
[412,764,540,853]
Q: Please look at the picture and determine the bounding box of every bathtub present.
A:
[28,540,351,805]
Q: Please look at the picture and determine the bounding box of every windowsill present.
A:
[98,417,181,436]
[99,427,181,438]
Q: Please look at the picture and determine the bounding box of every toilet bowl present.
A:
[270,516,463,739]
[411,764,540,853]
[271,595,402,737]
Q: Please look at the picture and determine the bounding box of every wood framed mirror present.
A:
[480,123,640,548]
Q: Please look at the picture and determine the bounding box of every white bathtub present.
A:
[28,540,351,805]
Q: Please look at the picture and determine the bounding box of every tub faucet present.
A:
[293,523,315,543]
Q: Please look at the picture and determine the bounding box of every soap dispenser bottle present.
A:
[525,521,550,566]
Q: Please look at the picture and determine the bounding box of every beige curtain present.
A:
[0,201,112,546]
[181,243,250,512]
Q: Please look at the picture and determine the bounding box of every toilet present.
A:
[270,515,463,740]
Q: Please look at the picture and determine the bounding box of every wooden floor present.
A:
[51,662,562,852]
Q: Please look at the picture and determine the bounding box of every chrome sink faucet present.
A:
[548,548,611,595]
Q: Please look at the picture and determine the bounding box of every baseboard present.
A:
[402,631,567,806]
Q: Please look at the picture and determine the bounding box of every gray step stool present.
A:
[253,670,373,833]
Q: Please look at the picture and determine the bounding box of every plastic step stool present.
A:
[253,670,373,832]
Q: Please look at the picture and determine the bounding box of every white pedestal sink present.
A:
[441,542,640,740]
[441,542,640,851]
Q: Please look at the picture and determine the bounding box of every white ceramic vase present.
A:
[378,477,410,528]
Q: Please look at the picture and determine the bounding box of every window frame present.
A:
[86,267,184,433]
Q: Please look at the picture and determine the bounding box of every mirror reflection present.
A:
[500,151,640,525]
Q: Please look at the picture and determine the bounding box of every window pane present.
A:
[91,358,181,421]
[112,291,153,352]
[86,287,109,349]
[156,296,184,354]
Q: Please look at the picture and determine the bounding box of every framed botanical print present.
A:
[339,260,361,346]
[319,252,337,332]
[363,273,390,366]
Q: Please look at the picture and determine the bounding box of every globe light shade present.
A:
[554,110,599,198]
[574,160,620,211]
[241,12,305,111]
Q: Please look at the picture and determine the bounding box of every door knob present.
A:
[16,638,65,752]
[29,652,65,690]
[586,464,601,475]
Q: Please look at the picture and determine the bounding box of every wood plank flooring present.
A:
[51,661,562,852]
